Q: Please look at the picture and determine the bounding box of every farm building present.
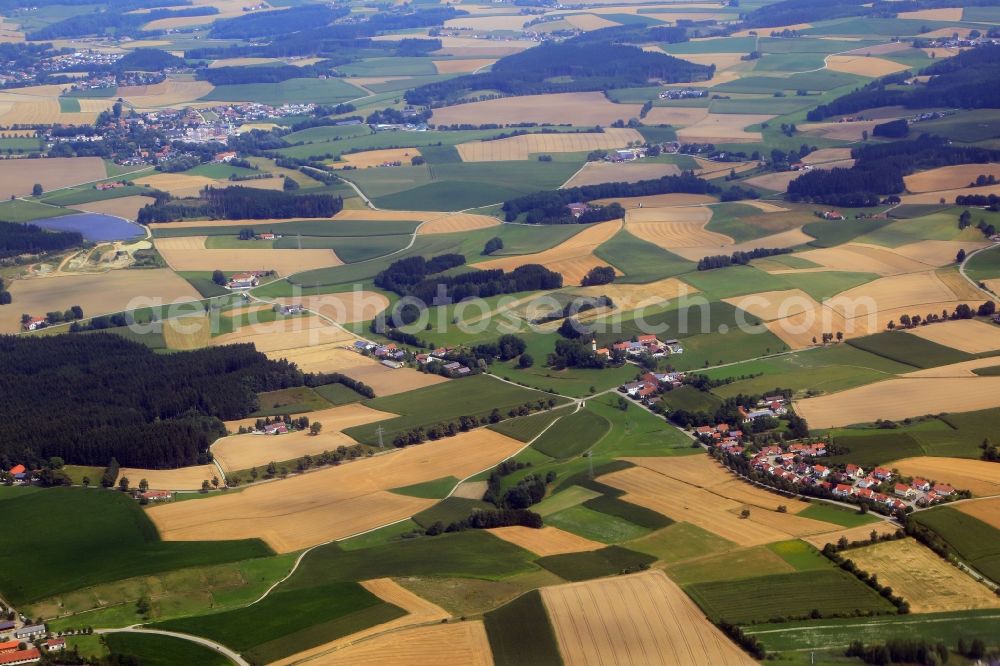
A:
[43,639,64,652]
[227,273,260,289]
[0,642,18,655]
[13,626,44,641]
[0,649,40,665]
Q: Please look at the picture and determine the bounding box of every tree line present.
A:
[697,247,792,270]
[0,220,82,260]
[136,186,343,223]
[28,5,218,40]
[0,334,304,469]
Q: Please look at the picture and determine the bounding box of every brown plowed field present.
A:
[488,526,604,556]
[117,465,219,491]
[542,570,757,666]
[826,55,909,77]
[888,457,1000,497]
[0,156,106,198]
[210,317,356,352]
[2,269,199,334]
[676,113,774,144]
[848,538,1000,612]
[475,219,622,285]
[146,429,524,552]
[798,243,932,276]
[73,194,155,221]
[795,378,1000,428]
[278,621,493,666]
[433,58,496,74]
[456,128,640,162]
[905,318,1000,353]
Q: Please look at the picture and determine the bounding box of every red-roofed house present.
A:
[0,649,41,665]
[23,317,46,331]
[872,467,892,480]
[8,465,25,476]
[833,483,854,497]
[933,484,954,496]
[845,464,864,479]
[911,478,931,492]
[43,639,64,652]
[0,643,18,656]
[894,484,916,499]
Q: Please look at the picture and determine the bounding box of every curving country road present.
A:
[94,627,249,666]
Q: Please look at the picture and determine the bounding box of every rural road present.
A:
[95,627,249,666]
[959,243,998,299]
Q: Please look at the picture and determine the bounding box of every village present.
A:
[0,618,62,665]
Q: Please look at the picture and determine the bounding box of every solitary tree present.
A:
[309,422,323,436]
[518,353,534,368]
[118,477,130,492]
[138,478,149,492]
[211,476,220,488]
[956,248,967,263]
[201,480,211,493]
[32,183,42,196]
[212,269,226,286]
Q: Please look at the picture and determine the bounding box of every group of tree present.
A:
[405,32,711,106]
[137,186,343,223]
[871,118,909,139]
[28,5,218,40]
[482,236,504,255]
[381,261,562,306]
[0,277,9,306]
[580,265,616,286]
[0,334,304,469]
[888,301,996,330]
[845,639,955,665]
[389,399,558,447]
[373,253,467,295]
[807,45,1000,122]
[696,247,792,270]
[548,338,608,369]
[533,295,613,326]
[0,219,82,260]
[788,135,1000,207]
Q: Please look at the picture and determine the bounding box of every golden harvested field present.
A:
[676,113,773,144]
[625,205,725,248]
[572,275,695,310]
[888,457,1000,497]
[798,243,934,276]
[542,570,757,666]
[270,344,375,374]
[827,270,961,315]
[671,228,812,262]
[795,377,1000,429]
[564,13,620,30]
[733,22,810,37]
[143,0,287,30]
[417,212,500,234]
[116,79,214,108]
[765,305,849,349]
[212,318,355,352]
[2,269,199,333]
[146,429,524,552]
[430,92,643,126]
[724,289,821,322]
[117,465,218,491]
[622,106,709,128]
[905,318,1000,353]
[276,291,390,324]
[223,403,391,434]
[590,193,717,209]
[905,358,1000,378]
[281,621,493,666]
[475,219,623,285]
[163,314,211,350]
[904,164,1000,193]
[898,7,963,20]
[956,497,1000,530]
[692,156,758,179]
[987,278,1000,295]
[826,55,909,77]
[208,57,275,68]
[338,363,450,396]
[451,480,487,499]
[803,522,899,550]
[0,156,106,198]
[456,128,640,162]
[743,200,789,213]
[134,173,219,197]
[72,194,155,221]
[214,427,374,474]
[340,148,422,169]
[155,236,342,274]
[444,15,528,30]
[563,161,681,188]
[892,240,991,266]
[802,148,854,164]
[0,100,107,125]
[433,58,495,74]
[601,462,837,546]
[904,184,1000,204]
[488,526,604,557]
[848,538,1000,613]
[744,171,804,193]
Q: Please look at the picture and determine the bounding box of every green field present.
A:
[343,376,565,445]
[484,590,562,666]
[659,384,722,415]
[798,502,882,528]
[586,394,695,457]
[154,581,404,665]
[488,406,572,442]
[312,382,366,405]
[593,229,695,283]
[966,244,1000,282]
[846,332,972,369]
[530,408,610,459]
[103,632,231,666]
[251,386,333,416]
[0,198,75,222]
[0,488,271,605]
[546,504,651,543]
[917,109,1000,144]
[913,507,1000,583]
[202,78,366,105]
[535,545,656,581]
[390,476,459,499]
[767,540,836,572]
[667,545,797,585]
[803,218,893,248]
[686,569,898,625]
[412,497,494,528]
[581,494,673,530]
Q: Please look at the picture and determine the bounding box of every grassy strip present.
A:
[484,590,563,666]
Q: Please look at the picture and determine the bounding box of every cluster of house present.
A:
[622,370,686,399]
[818,210,846,220]
[596,335,684,360]
[0,48,120,88]
[277,304,304,316]
[737,396,789,422]
[415,346,474,377]
[725,442,957,510]
[227,271,266,290]
[658,88,707,100]
[353,340,407,369]
[0,623,61,665]
[20,317,46,332]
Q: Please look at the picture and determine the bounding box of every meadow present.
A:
[0,487,271,605]
[483,591,562,666]
[846,331,973,369]
[530,407,610,459]
[102,632,232,666]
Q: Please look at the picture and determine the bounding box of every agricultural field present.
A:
[0,156,106,198]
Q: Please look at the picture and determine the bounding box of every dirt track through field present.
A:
[541,570,757,666]
[848,538,1000,613]
[147,429,523,552]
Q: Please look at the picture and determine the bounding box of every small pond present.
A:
[32,213,144,242]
